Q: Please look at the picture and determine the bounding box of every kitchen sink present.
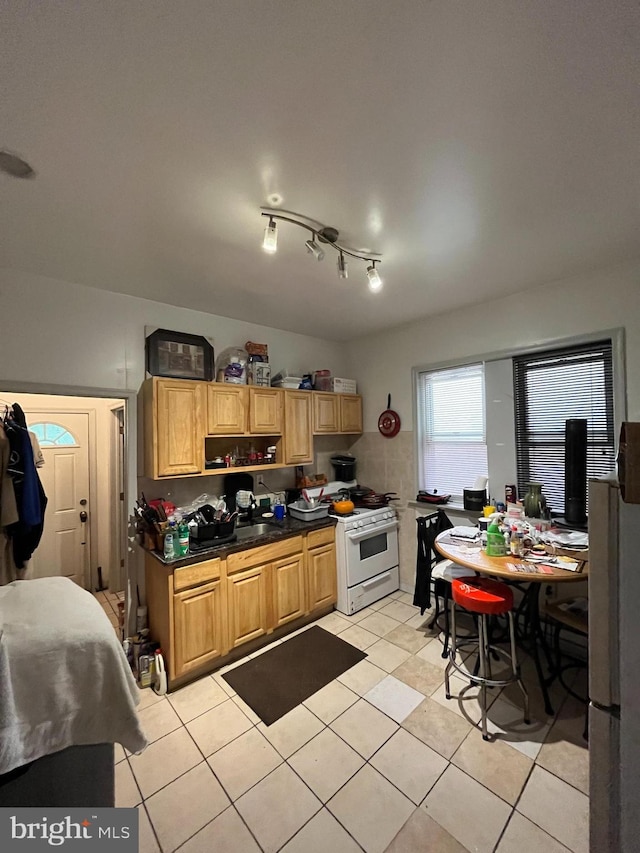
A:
[235,522,275,539]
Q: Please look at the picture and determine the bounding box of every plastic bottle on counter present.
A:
[163,521,177,560]
[178,519,190,556]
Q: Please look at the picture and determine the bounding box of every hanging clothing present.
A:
[413,510,453,614]
[2,404,48,575]
[29,431,44,468]
[0,424,20,585]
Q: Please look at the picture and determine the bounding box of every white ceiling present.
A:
[1,0,639,341]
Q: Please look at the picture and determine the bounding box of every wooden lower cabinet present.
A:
[307,542,337,612]
[227,564,270,648]
[145,526,337,689]
[174,580,225,675]
[272,553,306,628]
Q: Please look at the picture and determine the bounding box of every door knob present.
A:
[80,511,88,523]
[80,499,88,506]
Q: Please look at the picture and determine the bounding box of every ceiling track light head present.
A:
[304,233,325,261]
[367,262,383,293]
[259,209,382,291]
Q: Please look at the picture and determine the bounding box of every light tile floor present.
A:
[98,590,589,853]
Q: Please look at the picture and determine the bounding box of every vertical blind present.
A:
[513,340,615,514]
[418,363,488,498]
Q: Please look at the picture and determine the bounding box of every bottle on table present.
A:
[177,518,190,556]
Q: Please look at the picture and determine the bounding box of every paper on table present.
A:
[449,526,480,539]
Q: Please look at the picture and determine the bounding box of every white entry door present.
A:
[28,412,91,586]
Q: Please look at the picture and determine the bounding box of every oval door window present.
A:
[30,422,79,447]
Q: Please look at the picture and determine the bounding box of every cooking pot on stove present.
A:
[359,491,398,509]
[331,490,355,515]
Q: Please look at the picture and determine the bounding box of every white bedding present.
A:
[0,577,148,774]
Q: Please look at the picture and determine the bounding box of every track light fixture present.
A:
[262,217,278,253]
[366,262,382,293]
[260,209,382,291]
[304,234,325,261]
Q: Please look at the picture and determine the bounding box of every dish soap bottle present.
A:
[177,517,190,557]
[485,513,507,557]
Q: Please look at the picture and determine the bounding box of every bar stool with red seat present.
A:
[445,576,530,741]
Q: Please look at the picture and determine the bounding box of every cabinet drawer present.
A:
[226,535,304,575]
[174,558,221,592]
[306,526,335,549]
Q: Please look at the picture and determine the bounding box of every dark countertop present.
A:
[145,515,337,570]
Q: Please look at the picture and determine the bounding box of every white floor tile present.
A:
[378,600,417,623]
[280,808,362,853]
[257,704,324,758]
[337,659,388,696]
[167,674,228,722]
[235,764,322,853]
[145,762,229,853]
[115,759,141,807]
[423,764,511,853]
[338,624,380,650]
[517,766,589,853]
[128,727,202,798]
[137,805,160,853]
[330,698,398,759]
[303,679,359,724]
[364,638,412,673]
[327,765,414,853]
[186,697,253,757]
[364,674,424,723]
[207,727,283,800]
[137,697,183,743]
[357,612,402,638]
[496,811,572,853]
[485,697,551,759]
[370,728,448,804]
[316,611,353,634]
[177,805,261,853]
[288,728,364,802]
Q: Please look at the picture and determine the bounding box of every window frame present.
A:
[412,328,626,505]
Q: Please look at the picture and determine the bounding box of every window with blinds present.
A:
[417,363,488,498]
[513,340,615,515]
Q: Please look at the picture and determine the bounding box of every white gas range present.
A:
[306,481,400,614]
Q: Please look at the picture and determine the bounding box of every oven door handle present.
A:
[346,520,398,542]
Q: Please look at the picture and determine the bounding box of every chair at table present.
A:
[544,596,589,739]
[413,512,476,658]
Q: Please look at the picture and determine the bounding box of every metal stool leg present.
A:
[478,615,490,741]
[445,597,457,699]
[509,611,530,724]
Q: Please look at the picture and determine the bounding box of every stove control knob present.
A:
[357,520,364,528]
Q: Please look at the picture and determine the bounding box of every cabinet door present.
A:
[313,392,339,434]
[227,564,269,648]
[340,394,363,434]
[207,385,248,434]
[307,543,337,611]
[272,553,306,627]
[156,379,204,476]
[249,387,283,434]
[173,580,225,676]
[284,391,313,464]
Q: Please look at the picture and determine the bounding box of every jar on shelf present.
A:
[523,483,547,518]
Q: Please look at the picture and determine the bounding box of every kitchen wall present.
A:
[0,267,351,600]
[346,259,640,589]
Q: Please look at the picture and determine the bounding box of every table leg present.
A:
[525,584,555,716]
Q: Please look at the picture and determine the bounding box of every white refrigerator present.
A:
[588,476,640,852]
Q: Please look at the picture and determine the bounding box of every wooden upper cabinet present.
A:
[313,392,340,434]
[284,391,313,464]
[249,387,283,434]
[149,378,204,477]
[340,394,363,434]
[207,384,248,434]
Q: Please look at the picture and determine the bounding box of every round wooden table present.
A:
[435,531,588,715]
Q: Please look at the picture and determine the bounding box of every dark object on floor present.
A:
[222,625,366,725]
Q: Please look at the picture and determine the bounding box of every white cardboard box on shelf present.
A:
[331,378,357,394]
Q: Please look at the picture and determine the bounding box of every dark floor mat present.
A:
[222,625,367,725]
